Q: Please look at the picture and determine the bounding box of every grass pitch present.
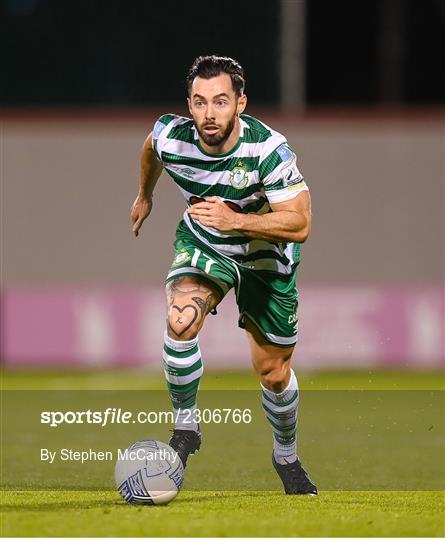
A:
[1,368,444,537]
[2,490,444,537]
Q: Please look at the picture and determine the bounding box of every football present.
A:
[115,440,184,505]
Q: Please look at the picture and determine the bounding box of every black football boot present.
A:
[272,454,318,495]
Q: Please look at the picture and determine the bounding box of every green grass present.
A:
[2,367,444,390]
[1,490,444,537]
[1,368,444,536]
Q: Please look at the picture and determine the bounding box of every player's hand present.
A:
[131,195,153,237]
[187,196,241,232]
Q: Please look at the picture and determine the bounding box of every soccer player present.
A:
[131,55,317,495]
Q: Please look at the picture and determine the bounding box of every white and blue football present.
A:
[115,440,184,505]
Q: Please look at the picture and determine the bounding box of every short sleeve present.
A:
[260,142,309,204]
[152,114,177,161]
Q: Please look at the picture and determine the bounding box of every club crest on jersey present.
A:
[172,249,191,266]
[229,160,249,189]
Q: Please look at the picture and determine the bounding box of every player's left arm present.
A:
[233,190,311,242]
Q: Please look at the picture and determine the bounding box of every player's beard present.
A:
[195,114,236,147]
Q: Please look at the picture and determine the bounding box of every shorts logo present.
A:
[173,249,191,266]
[288,313,298,334]
[229,160,249,189]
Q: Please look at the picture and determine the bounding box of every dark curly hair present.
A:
[186,55,245,97]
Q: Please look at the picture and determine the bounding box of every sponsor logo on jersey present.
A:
[229,160,249,189]
[173,249,191,266]
[168,165,196,179]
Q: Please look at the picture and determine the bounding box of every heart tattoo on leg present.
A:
[169,304,199,337]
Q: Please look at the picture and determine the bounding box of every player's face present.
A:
[188,73,246,147]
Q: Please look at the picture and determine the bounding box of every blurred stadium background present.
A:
[1,0,444,375]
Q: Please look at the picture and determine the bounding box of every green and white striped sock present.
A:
[163,331,203,432]
[261,369,299,464]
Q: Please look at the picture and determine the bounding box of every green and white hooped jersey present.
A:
[152,113,309,275]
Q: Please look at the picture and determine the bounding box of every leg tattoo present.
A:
[170,304,199,336]
[167,277,216,337]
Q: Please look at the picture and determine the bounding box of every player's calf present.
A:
[258,360,292,393]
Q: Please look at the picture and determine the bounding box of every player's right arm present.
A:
[131,132,164,237]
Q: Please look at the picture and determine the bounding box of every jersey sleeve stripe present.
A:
[264,178,285,191]
[259,149,284,179]
[266,184,309,203]
[158,113,177,126]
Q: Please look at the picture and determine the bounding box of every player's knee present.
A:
[166,324,200,341]
[166,310,201,341]
[165,276,218,341]
[260,361,291,393]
